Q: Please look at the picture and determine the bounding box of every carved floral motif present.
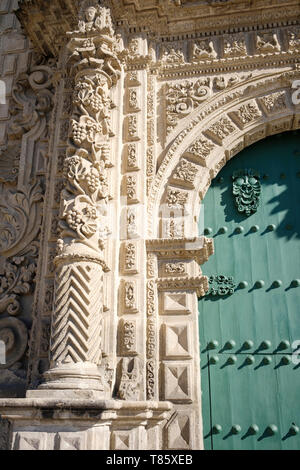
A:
[185,137,215,163]
[121,320,136,355]
[259,91,286,115]
[172,159,198,187]
[124,281,137,312]
[0,144,21,184]
[165,79,211,135]
[0,183,43,257]
[46,2,122,377]
[164,263,186,275]
[205,117,236,144]
[0,256,36,316]
[166,189,189,208]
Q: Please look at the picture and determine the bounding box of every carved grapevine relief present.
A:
[232,169,261,216]
[44,2,122,380]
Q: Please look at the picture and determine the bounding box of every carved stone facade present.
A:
[0,0,299,450]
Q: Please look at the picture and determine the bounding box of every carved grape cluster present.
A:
[66,208,82,231]
[85,94,104,113]
[65,203,97,238]
[86,172,99,193]
[72,121,87,145]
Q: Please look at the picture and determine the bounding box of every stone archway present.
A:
[145,69,300,449]
[149,68,300,239]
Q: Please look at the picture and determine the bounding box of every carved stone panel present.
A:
[119,319,137,356]
[166,413,192,450]
[163,323,191,359]
[163,362,192,403]
[112,431,133,450]
[160,292,192,315]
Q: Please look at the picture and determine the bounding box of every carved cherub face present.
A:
[85,6,97,22]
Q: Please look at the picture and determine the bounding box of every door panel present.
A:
[198,131,300,450]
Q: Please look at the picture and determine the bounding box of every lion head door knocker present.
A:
[232,169,261,216]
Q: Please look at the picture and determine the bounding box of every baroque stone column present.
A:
[30,2,121,398]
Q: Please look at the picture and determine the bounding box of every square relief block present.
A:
[162,323,192,359]
[14,432,50,450]
[167,413,192,450]
[55,432,86,450]
[160,292,192,315]
[163,362,192,403]
[112,431,133,450]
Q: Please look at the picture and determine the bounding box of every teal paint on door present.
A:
[198,131,300,450]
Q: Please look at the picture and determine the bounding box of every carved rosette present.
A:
[38,2,121,395]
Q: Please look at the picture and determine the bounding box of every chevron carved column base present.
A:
[34,258,106,397]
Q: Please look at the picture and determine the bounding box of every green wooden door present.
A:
[198,131,300,450]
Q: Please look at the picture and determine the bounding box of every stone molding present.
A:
[0,398,172,450]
